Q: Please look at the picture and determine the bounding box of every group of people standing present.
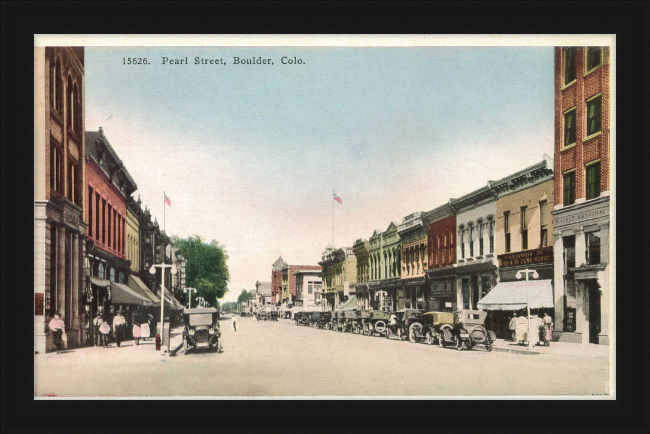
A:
[91,308,153,349]
[508,310,553,345]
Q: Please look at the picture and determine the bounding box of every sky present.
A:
[83,46,555,303]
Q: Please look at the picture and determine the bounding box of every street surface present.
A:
[35,317,610,397]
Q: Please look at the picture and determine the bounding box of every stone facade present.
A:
[352,238,371,309]
[35,47,87,353]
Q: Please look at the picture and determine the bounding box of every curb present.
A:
[493,346,540,355]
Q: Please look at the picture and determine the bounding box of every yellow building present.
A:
[319,244,357,311]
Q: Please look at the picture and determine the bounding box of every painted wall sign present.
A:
[553,207,607,227]
[498,246,554,267]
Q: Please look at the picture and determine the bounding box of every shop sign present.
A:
[554,206,607,227]
[498,246,553,267]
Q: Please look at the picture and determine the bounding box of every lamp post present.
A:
[150,248,177,351]
[516,268,539,351]
[184,287,196,309]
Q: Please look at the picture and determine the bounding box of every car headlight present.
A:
[209,327,215,334]
[188,329,195,336]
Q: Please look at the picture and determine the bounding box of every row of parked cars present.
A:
[293,308,496,351]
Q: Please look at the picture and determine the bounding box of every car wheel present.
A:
[409,323,421,343]
[425,330,434,345]
[486,339,494,352]
[439,334,446,348]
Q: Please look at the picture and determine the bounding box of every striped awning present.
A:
[128,275,160,304]
[110,282,154,306]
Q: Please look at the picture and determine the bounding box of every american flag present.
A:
[333,192,342,204]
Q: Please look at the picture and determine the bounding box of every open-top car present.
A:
[386,309,423,340]
[182,307,222,354]
[359,310,390,337]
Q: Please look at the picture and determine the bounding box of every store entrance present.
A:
[588,281,601,344]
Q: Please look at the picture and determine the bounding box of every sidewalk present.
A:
[492,338,610,358]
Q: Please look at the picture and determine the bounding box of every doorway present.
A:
[588,281,601,344]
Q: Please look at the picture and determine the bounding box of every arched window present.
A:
[72,82,80,133]
[67,75,74,128]
[51,57,62,112]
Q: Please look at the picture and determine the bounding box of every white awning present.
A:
[477,279,554,311]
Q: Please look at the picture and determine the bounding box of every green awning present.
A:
[338,295,357,310]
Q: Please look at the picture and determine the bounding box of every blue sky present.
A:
[84,46,555,302]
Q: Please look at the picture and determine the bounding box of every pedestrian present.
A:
[508,313,517,342]
[99,317,111,348]
[132,319,141,346]
[48,313,66,354]
[231,315,237,332]
[140,313,153,342]
[93,313,104,346]
[113,308,126,347]
[542,310,553,342]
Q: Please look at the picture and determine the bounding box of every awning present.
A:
[110,282,154,306]
[338,295,357,310]
[128,275,160,304]
[477,279,554,311]
[160,286,184,310]
[90,276,110,287]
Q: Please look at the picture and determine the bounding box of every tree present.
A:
[172,235,229,308]
[237,289,253,305]
[222,301,237,312]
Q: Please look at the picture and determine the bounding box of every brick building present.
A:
[281,264,322,304]
[424,203,457,312]
[551,46,610,345]
[271,256,287,303]
[35,47,87,353]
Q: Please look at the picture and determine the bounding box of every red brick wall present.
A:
[86,159,126,259]
[554,46,610,205]
[427,215,456,269]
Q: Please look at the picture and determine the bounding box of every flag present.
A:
[164,193,171,207]
[333,192,342,204]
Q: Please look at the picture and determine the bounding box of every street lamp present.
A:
[150,245,177,351]
[184,287,196,309]
[516,268,539,351]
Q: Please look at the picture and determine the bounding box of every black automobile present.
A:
[182,308,222,354]
[386,309,423,340]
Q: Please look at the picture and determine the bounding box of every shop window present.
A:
[586,95,602,137]
[521,206,528,250]
[586,161,601,200]
[564,108,576,147]
[563,47,577,85]
[504,211,511,253]
[539,201,548,247]
[586,47,602,72]
[462,278,470,309]
[481,276,492,299]
[587,232,601,265]
[563,171,576,206]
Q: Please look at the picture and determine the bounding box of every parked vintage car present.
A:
[409,311,455,345]
[438,309,495,351]
[308,311,331,329]
[294,311,308,326]
[359,310,390,337]
[340,308,359,333]
[269,311,279,321]
[386,309,423,341]
[181,307,222,354]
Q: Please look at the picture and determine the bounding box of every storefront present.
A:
[426,268,457,313]
[402,277,427,310]
[552,196,610,344]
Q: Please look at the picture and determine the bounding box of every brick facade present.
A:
[427,215,456,269]
[554,47,610,206]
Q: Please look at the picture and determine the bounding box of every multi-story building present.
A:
[352,238,371,309]
[293,271,323,310]
[85,128,138,321]
[454,184,498,312]
[254,281,273,306]
[551,46,610,345]
[271,256,287,304]
[125,196,140,275]
[477,158,555,338]
[424,202,457,312]
[319,244,357,311]
[35,46,87,353]
[367,223,402,311]
[280,264,321,305]
[398,212,428,310]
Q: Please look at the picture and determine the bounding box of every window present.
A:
[539,201,548,247]
[462,278,470,309]
[468,224,474,257]
[101,199,106,244]
[586,47,602,71]
[308,283,313,294]
[563,47,577,85]
[563,171,576,206]
[109,268,115,282]
[564,108,576,147]
[504,211,511,253]
[67,76,73,128]
[481,276,492,299]
[478,221,484,256]
[586,161,601,200]
[521,206,528,250]
[586,95,602,137]
[563,236,575,273]
[67,161,80,205]
[51,58,62,112]
[587,232,601,265]
[107,204,112,247]
[88,187,93,238]
[49,143,63,195]
[460,227,465,259]
[96,193,100,242]
[489,219,494,253]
